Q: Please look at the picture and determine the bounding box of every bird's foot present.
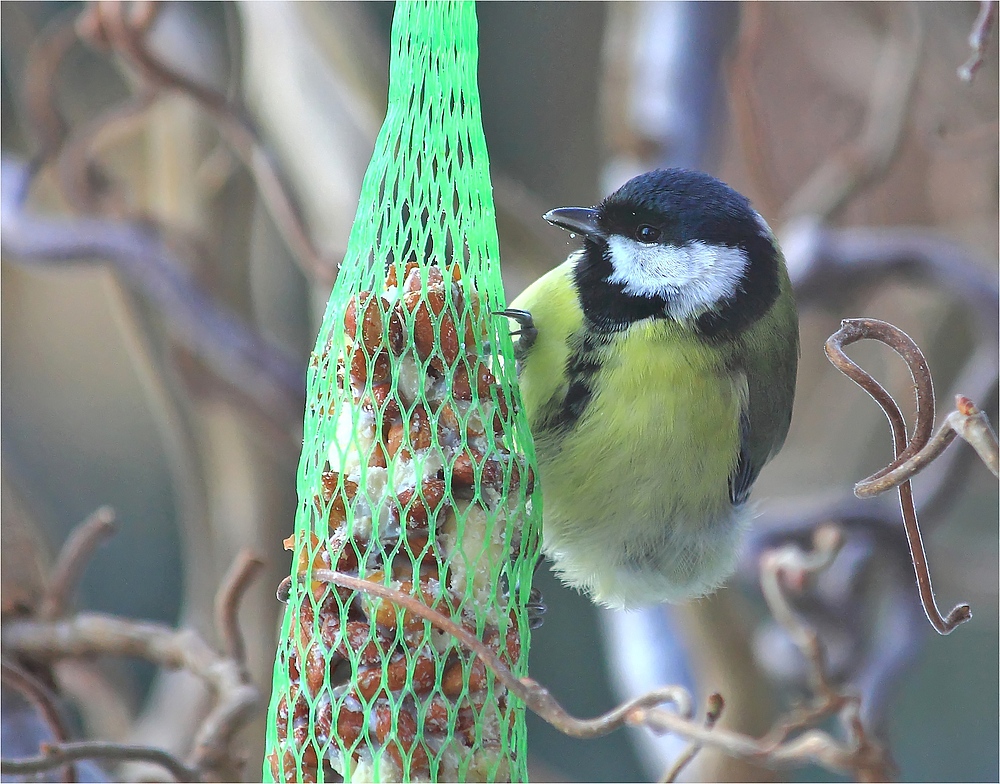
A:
[494,309,538,352]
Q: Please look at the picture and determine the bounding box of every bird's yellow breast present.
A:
[535,318,744,529]
[510,261,748,606]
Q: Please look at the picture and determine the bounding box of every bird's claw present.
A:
[494,308,538,345]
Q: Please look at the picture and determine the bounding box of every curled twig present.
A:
[299,537,896,781]
[0,740,197,783]
[305,569,695,738]
[213,550,265,670]
[0,660,75,782]
[22,5,81,158]
[855,396,999,494]
[39,507,116,621]
[825,318,977,635]
[958,0,996,82]
[3,612,260,781]
[1,156,306,446]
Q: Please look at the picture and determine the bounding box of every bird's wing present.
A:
[728,310,798,505]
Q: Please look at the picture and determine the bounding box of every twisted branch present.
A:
[75,0,333,284]
[825,318,984,634]
[281,542,891,780]
[1,517,264,781]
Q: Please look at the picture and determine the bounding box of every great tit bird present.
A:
[502,168,798,610]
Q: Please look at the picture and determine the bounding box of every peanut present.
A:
[374,704,429,776]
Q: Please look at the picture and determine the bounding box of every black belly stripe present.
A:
[535,333,607,433]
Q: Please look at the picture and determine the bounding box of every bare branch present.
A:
[0,740,198,783]
[77,1,334,285]
[21,6,81,158]
[39,507,116,621]
[631,527,893,782]
[292,522,901,779]
[760,526,845,704]
[0,660,75,782]
[825,318,976,635]
[660,693,725,783]
[3,612,260,781]
[726,2,783,218]
[958,0,996,82]
[305,569,695,738]
[782,4,924,222]
[3,519,264,782]
[213,550,265,673]
[854,398,999,494]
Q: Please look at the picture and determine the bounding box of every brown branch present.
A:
[781,4,923,222]
[660,693,725,783]
[855,396,999,495]
[22,6,81,158]
[213,550,264,671]
[39,507,116,620]
[3,520,264,782]
[0,660,75,782]
[55,91,157,216]
[302,534,898,781]
[825,318,975,635]
[760,525,845,704]
[0,740,198,783]
[958,0,997,82]
[632,526,893,782]
[3,611,260,781]
[77,0,333,285]
[305,570,695,738]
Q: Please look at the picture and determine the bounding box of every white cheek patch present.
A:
[606,236,749,320]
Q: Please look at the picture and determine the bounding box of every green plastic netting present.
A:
[263,2,541,782]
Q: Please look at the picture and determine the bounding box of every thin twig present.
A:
[825,318,974,635]
[300,542,896,780]
[760,525,845,701]
[78,1,333,285]
[39,507,117,621]
[0,660,75,782]
[633,526,893,782]
[0,740,198,783]
[854,398,999,494]
[660,693,725,783]
[958,0,996,82]
[3,612,260,781]
[305,569,695,738]
[3,530,264,782]
[55,91,157,215]
[781,4,923,222]
[213,550,265,670]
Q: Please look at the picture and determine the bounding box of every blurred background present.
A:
[2,2,997,782]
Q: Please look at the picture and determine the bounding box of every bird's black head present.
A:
[544,168,782,339]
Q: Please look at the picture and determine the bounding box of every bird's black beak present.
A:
[543,207,605,240]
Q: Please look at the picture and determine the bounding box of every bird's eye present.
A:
[635,224,660,243]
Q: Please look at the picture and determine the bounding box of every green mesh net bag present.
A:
[263,2,542,781]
